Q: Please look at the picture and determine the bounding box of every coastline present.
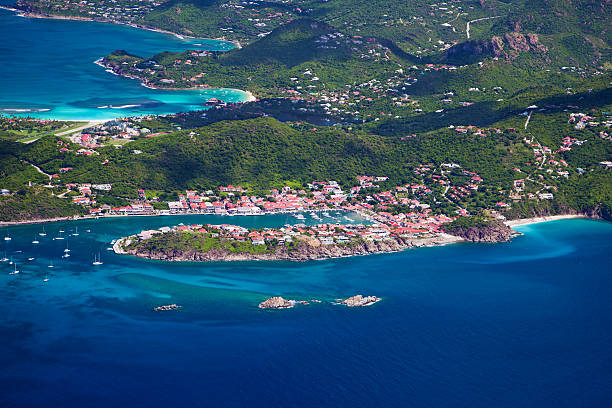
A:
[504,214,588,228]
[115,233,466,263]
[94,58,257,103]
[4,7,239,46]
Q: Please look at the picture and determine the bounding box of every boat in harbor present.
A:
[28,257,34,261]
[92,253,103,265]
[32,236,40,244]
[72,227,79,236]
[39,227,47,237]
[4,234,11,241]
[9,263,19,275]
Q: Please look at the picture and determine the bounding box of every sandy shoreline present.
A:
[504,214,588,228]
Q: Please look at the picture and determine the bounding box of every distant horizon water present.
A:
[0,7,248,120]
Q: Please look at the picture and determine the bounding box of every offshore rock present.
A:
[341,295,381,307]
[258,297,295,309]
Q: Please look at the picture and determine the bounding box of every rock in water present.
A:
[258,296,295,309]
[341,295,381,307]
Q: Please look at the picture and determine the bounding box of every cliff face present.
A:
[122,234,464,262]
[441,32,549,65]
[442,220,517,243]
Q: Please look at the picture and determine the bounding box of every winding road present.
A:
[466,16,502,39]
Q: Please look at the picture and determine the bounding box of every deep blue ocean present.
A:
[1,216,611,407]
[0,6,247,119]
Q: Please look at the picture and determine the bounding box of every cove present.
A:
[0,7,249,120]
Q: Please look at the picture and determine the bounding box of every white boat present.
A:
[86,229,91,233]
[8,257,13,265]
[72,227,79,236]
[92,253,103,265]
[27,257,34,261]
[64,248,70,253]
[0,257,7,262]
[4,235,11,241]
[9,264,19,275]
[32,238,40,244]
[39,229,47,236]
[43,278,49,282]
[59,230,64,233]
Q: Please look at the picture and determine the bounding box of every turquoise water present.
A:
[0,7,248,120]
[1,217,611,407]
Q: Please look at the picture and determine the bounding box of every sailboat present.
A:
[0,252,8,262]
[48,260,54,268]
[72,227,79,236]
[9,263,19,275]
[4,233,11,241]
[8,257,13,265]
[55,231,64,240]
[39,227,47,237]
[28,257,35,261]
[43,277,49,282]
[32,236,40,244]
[92,253,103,265]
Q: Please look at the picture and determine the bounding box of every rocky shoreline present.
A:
[442,219,519,243]
[116,233,464,263]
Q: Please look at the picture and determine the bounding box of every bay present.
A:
[0,217,611,407]
[0,7,248,120]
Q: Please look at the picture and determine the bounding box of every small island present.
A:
[340,295,381,307]
[258,297,295,309]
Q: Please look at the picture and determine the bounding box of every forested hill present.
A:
[101,18,421,96]
[20,0,611,65]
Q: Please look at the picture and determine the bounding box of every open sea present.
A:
[0,216,611,407]
[0,6,247,120]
